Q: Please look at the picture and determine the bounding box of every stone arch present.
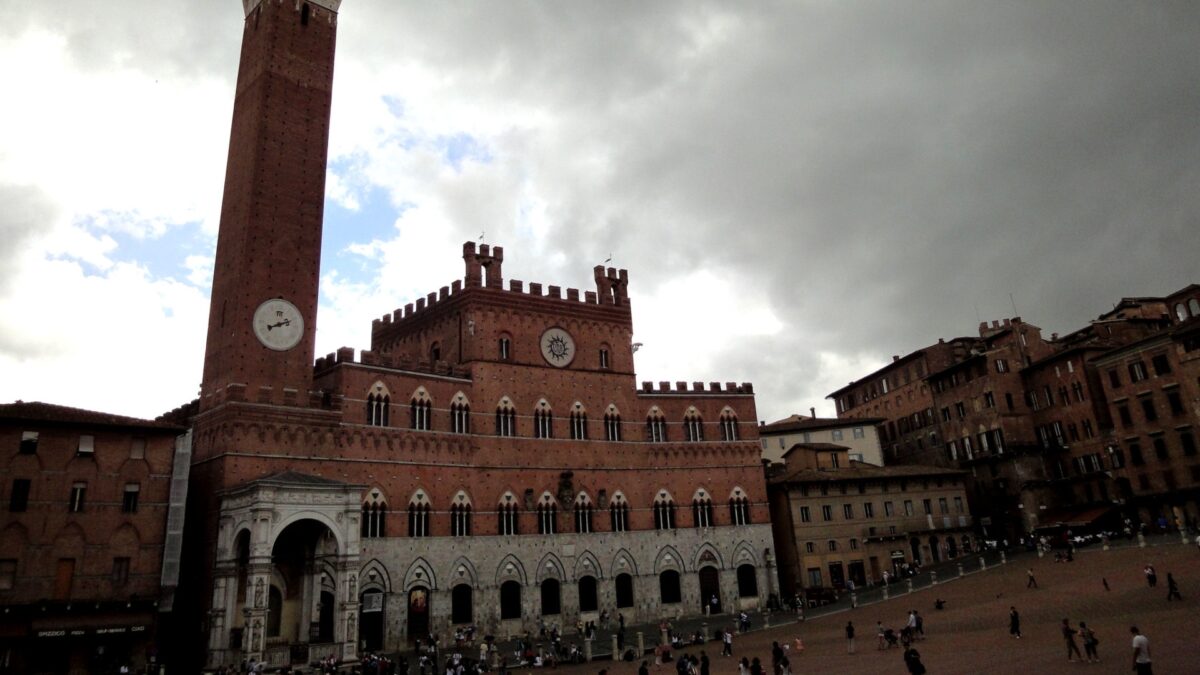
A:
[654,545,685,574]
[403,557,438,591]
[54,522,89,550]
[573,550,604,581]
[728,486,749,501]
[535,398,552,411]
[446,556,479,587]
[451,490,472,507]
[610,548,639,577]
[692,487,712,502]
[451,391,471,406]
[731,541,760,567]
[111,523,141,555]
[536,552,566,583]
[358,558,391,593]
[269,512,345,554]
[498,490,520,507]
[693,542,724,570]
[495,554,527,586]
[571,400,587,413]
[497,396,515,410]
[411,386,432,403]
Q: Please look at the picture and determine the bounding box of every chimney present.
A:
[892,355,899,362]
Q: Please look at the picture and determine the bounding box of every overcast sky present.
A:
[1,1,1197,423]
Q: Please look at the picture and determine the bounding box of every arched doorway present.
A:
[947,537,958,558]
[736,564,758,598]
[270,519,340,645]
[578,576,598,613]
[659,570,681,605]
[318,590,336,642]
[408,587,430,642]
[500,581,521,620]
[615,573,634,609]
[359,590,385,652]
[698,567,721,613]
[451,584,473,624]
[928,535,942,563]
[909,537,921,564]
[540,579,561,616]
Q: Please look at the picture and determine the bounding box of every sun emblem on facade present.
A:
[546,335,570,360]
[539,327,576,367]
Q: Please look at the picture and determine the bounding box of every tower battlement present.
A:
[371,241,633,343]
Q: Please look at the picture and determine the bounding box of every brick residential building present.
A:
[1093,285,1200,529]
[766,444,972,596]
[827,288,1199,543]
[0,402,188,674]
[170,2,775,671]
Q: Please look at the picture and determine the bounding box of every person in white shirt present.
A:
[1129,626,1152,675]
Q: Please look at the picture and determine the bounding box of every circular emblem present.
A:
[540,327,576,367]
[252,298,305,351]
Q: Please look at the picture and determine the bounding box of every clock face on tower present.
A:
[540,327,575,367]
[252,298,305,351]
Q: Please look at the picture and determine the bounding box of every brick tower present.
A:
[200,0,342,410]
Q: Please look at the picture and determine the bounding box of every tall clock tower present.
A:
[200,0,342,409]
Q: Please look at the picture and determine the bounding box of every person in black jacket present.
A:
[903,646,926,675]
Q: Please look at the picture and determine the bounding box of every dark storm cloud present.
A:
[334,1,1199,417]
[9,1,1194,420]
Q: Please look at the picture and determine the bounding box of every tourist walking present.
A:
[845,621,855,654]
[1166,573,1183,601]
[749,657,763,675]
[1144,564,1157,588]
[1008,607,1021,639]
[1078,621,1099,663]
[1130,626,1152,675]
[721,629,733,656]
[737,659,749,675]
[876,621,886,650]
[1062,618,1083,662]
[1026,568,1038,589]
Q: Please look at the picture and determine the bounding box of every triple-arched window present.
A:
[496,398,516,437]
[366,386,390,427]
[609,493,630,532]
[361,491,387,538]
[537,494,558,535]
[450,393,470,434]
[604,405,622,441]
[683,408,704,442]
[450,494,472,537]
[719,408,739,441]
[574,494,594,534]
[570,404,588,440]
[647,408,667,442]
[729,487,751,526]
[534,400,553,439]
[410,388,432,431]
[692,490,714,528]
[653,492,676,531]
[498,494,520,536]
[408,492,431,537]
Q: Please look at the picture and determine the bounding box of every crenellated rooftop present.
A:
[371,242,632,342]
[314,347,472,379]
[639,380,754,395]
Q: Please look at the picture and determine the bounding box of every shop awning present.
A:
[1034,505,1114,529]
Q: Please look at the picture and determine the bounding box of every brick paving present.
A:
[532,538,1199,675]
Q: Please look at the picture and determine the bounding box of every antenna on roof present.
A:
[604,253,612,264]
[1009,293,1019,317]
[479,231,485,243]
